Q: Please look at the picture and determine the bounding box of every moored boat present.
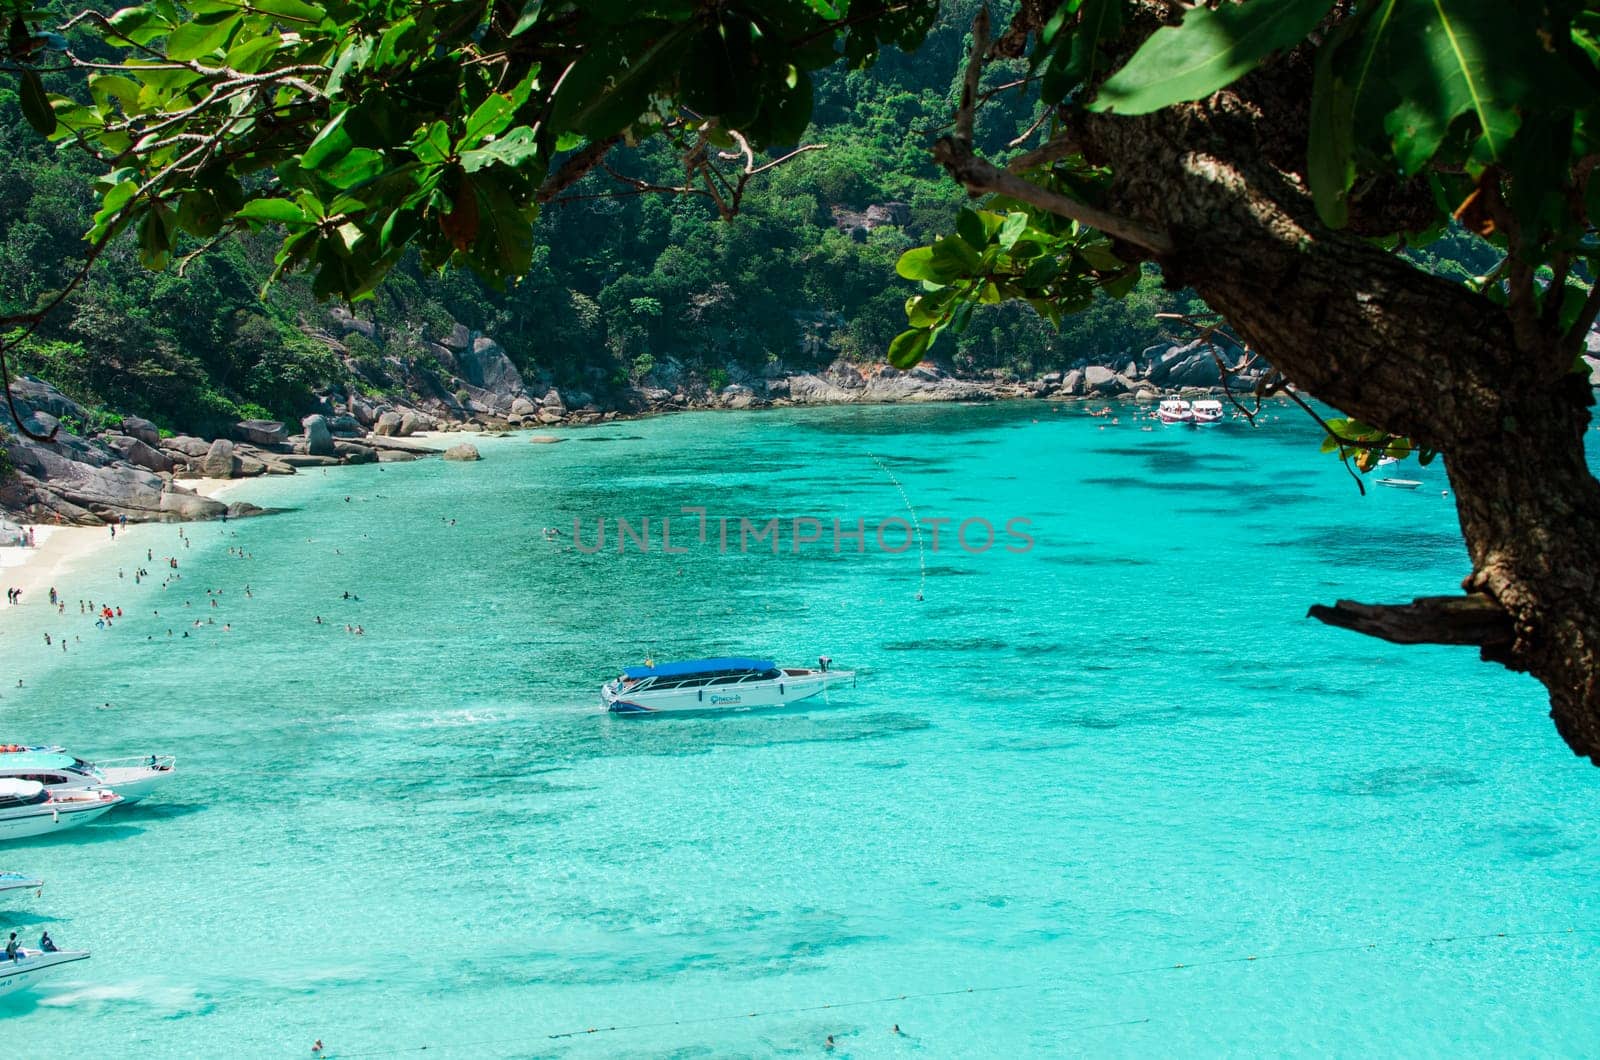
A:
[1376,477,1423,489]
[0,947,90,997]
[1191,399,1223,424]
[1157,398,1194,424]
[0,749,174,804]
[601,657,855,714]
[0,781,121,842]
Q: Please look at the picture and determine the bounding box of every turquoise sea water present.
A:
[1,402,1598,1056]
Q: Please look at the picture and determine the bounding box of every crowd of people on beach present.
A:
[2,520,376,686]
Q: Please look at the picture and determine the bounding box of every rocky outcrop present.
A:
[373,411,403,436]
[333,441,377,464]
[121,415,160,447]
[233,419,288,446]
[442,443,481,461]
[302,414,336,457]
[104,434,174,474]
[201,439,241,478]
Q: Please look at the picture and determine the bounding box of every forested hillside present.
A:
[0,0,1207,435]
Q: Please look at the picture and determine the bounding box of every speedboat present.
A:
[0,947,90,997]
[0,872,41,894]
[1376,478,1423,490]
[1191,399,1223,424]
[601,657,855,715]
[1157,398,1194,424]
[0,749,174,804]
[0,780,121,842]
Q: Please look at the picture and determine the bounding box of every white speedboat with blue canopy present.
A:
[0,749,174,804]
[601,657,855,714]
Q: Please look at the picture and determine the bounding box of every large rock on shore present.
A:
[442,443,481,461]
[121,415,161,446]
[333,441,377,464]
[3,442,229,524]
[278,453,342,468]
[457,336,525,407]
[201,438,241,478]
[234,419,288,447]
[302,414,336,457]
[104,434,174,473]
[373,411,402,436]
[1083,365,1122,394]
[163,435,213,458]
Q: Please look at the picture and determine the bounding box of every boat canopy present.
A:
[0,779,45,800]
[622,657,776,680]
[0,751,82,773]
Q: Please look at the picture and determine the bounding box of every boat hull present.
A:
[97,764,175,804]
[0,800,117,842]
[603,670,854,714]
[0,949,89,996]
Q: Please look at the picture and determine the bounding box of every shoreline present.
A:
[0,477,242,615]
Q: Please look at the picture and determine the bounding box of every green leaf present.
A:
[887,328,932,369]
[164,15,238,61]
[1342,0,1564,179]
[510,0,543,36]
[1092,0,1334,115]
[461,93,515,148]
[19,70,55,135]
[997,212,1028,251]
[302,110,355,170]
[1306,17,1357,228]
[955,208,988,250]
[249,0,326,23]
[460,127,540,173]
[895,246,938,281]
[177,188,224,237]
[236,198,312,225]
[1041,0,1123,103]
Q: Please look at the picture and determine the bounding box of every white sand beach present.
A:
[0,478,245,615]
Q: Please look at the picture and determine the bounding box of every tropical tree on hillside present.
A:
[4,0,1600,763]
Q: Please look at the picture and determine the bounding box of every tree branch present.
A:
[1308,594,1515,663]
[932,137,1174,255]
[535,135,622,204]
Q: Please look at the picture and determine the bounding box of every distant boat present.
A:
[0,781,120,842]
[1376,478,1423,490]
[0,947,90,998]
[1157,398,1194,424]
[602,657,855,715]
[1191,399,1223,424]
[1377,455,1401,466]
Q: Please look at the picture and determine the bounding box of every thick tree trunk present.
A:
[1445,382,1600,759]
[1041,65,1600,761]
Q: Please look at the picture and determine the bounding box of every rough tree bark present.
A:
[938,12,1600,761]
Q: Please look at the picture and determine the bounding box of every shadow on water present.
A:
[6,823,148,848]
[881,638,1008,652]
[109,802,207,822]
[1323,765,1482,797]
